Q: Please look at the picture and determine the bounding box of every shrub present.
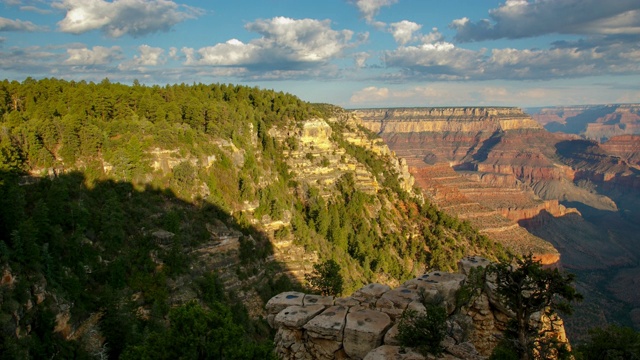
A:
[397,302,447,356]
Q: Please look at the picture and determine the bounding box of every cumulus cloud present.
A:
[388,21,443,45]
[385,42,484,80]
[65,45,122,65]
[451,0,640,42]
[185,17,356,71]
[350,0,397,26]
[384,35,640,81]
[118,44,164,71]
[55,0,202,38]
[0,16,42,31]
[388,20,421,45]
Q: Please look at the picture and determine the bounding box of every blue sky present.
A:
[1,0,639,108]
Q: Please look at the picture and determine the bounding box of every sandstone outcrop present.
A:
[266,256,570,359]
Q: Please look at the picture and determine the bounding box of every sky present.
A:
[1,0,640,108]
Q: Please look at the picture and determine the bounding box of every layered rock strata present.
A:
[411,165,561,264]
[266,256,569,360]
[601,135,640,168]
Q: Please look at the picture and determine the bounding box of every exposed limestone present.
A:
[267,257,571,359]
[275,304,326,328]
[343,308,392,359]
[354,107,541,135]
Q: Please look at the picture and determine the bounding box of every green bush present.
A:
[397,303,447,356]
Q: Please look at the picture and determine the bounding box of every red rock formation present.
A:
[601,134,640,167]
[410,165,560,265]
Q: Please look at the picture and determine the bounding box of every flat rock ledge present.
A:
[266,256,545,360]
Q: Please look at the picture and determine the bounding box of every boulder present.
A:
[351,283,392,309]
[304,294,335,307]
[304,305,349,341]
[343,308,392,359]
[457,256,491,276]
[275,304,326,328]
[403,271,466,313]
[375,287,419,319]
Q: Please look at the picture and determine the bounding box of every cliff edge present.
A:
[266,256,569,360]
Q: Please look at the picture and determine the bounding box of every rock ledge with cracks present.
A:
[266,256,569,359]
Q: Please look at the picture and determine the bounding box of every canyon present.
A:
[529,104,640,142]
[355,106,640,336]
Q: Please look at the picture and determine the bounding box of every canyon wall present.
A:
[354,106,640,335]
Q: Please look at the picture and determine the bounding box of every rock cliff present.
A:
[266,256,569,359]
[410,165,561,265]
[600,134,640,168]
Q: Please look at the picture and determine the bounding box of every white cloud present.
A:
[451,0,640,42]
[388,20,421,45]
[65,45,122,65]
[387,21,444,46]
[384,35,640,81]
[186,17,355,72]
[0,16,42,31]
[55,0,202,38]
[385,42,483,80]
[118,44,164,71]
[351,0,397,26]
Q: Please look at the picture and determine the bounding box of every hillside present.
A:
[0,79,510,357]
[355,107,640,336]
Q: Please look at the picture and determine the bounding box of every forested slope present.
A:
[0,78,507,358]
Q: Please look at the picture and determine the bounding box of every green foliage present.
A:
[305,259,344,296]
[454,265,485,312]
[488,254,582,360]
[575,325,640,360]
[123,301,275,360]
[397,302,447,356]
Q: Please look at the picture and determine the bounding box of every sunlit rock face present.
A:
[266,256,570,359]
